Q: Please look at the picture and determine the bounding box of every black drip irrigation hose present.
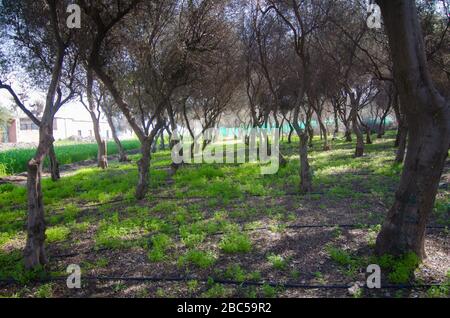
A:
[0,275,444,290]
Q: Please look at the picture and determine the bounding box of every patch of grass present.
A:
[178,250,216,269]
[147,234,172,262]
[187,280,199,295]
[219,232,252,254]
[0,251,47,284]
[45,226,70,243]
[427,271,450,298]
[201,283,231,298]
[151,201,179,214]
[367,224,381,247]
[249,270,262,281]
[267,254,288,271]
[314,271,326,284]
[35,283,54,298]
[290,269,301,280]
[326,246,362,277]
[332,225,343,238]
[376,252,420,284]
[327,246,356,267]
[95,214,146,249]
[70,221,90,233]
[261,284,277,298]
[0,139,141,175]
[223,264,247,283]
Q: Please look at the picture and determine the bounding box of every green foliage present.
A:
[45,226,70,243]
[367,224,382,247]
[267,254,288,271]
[0,251,47,284]
[261,284,277,298]
[178,250,216,269]
[201,283,230,298]
[290,269,301,280]
[427,271,450,298]
[377,252,420,284]
[327,247,357,267]
[0,139,141,175]
[95,213,145,249]
[48,204,80,226]
[223,264,247,283]
[187,280,199,294]
[148,234,172,262]
[35,283,54,298]
[326,246,364,277]
[219,232,252,254]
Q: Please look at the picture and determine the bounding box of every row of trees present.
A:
[0,0,448,268]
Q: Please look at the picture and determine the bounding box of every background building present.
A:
[3,116,113,143]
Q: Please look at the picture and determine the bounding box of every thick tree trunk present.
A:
[24,126,53,269]
[375,0,450,259]
[48,143,60,181]
[136,139,152,200]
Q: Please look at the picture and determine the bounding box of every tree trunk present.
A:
[136,139,152,200]
[377,111,389,138]
[104,110,128,162]
[393,99,404,148]
[159,130,165,150]
[299,131,313,193]
[48,143,60,181]
[359,117,373,145]
[89,111,108,169]
[293,120,312,193]
[24,126,53,269]
[318,117,330,150]
[287,124,294,143]
[352,111,364,157]
[86,68,107,169]
[344,124,352,142]
[151,135,158,153]
[395,126,407,164]
[366,130,372,144]
[168,101,183,175]
[307,125,314,148]
[333,108,339,140]
[375,0,450,259]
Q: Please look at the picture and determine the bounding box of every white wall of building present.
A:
[14,117,128,143]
